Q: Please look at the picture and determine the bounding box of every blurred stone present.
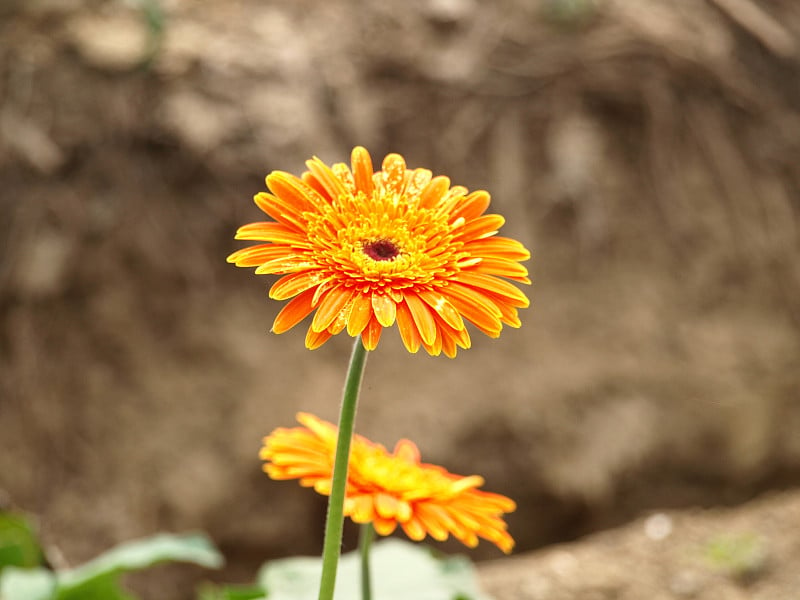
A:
[155,21,208,77]
[670,569,708,597]
[0,108,65,174]
[644,512,673,541]
[66,13,150,72]
[160,90,240,154]
[12,229,73,300]
[423,0,477,25]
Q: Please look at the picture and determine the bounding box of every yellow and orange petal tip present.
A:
[260,413,516,553]
[229,147,531,356]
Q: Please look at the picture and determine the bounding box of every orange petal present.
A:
[266,171,327,212]
[297,413,338,443]
[272,288,317,333]
[445,505,481,531]
[401,516,427,542]
[381,153,407,195]
[395,300,421,353]
[393,439,421,464]
[349,495,375,523]
[327,300,354,335]
[473,258,530,282]
[439,314,472,351]
[453,528,480,549]
[374,493,400,519]
[418,502,458,534]
[311,285,355,332]
[464,237,531,261]
[332,162,355,196]
[373,517,397,536]
[234,222,308,245]
[404,293,437,346]
[455,271,530,308]
[270,272,330,300]
[361,315,382,350]
[371,294,397,327]
[351,146,374,197]
[305,327,332,350]
[254,255,315,275]
[301,171,329,201]
[441,330,458,358]
[482,295,521,328]
[420,334,442,357]
[346,292,373,336]
[417,289,465,331]
[434,185,468,216]
[405,168,433,198]
[414,504,449,541]
[440,283,503,337]
[450,190,490,222]
[453,214,505,241]
[491,529,515,554]
[305,157,348,201]
[253,192,306,230]
[418,176,450,209]
[226,244,287,266]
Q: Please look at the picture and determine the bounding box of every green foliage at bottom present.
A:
[0,511,223,600]
[259,538,491,600]
[197,583,266,600]
[0,510,491,600]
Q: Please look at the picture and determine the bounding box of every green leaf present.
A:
[56,574,136,600]
[0,512,45,569]
[196,582,265,600]
[55,532,224,600]
[259,539,491,600]
[0,566,56,600]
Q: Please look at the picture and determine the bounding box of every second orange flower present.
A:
[261,413,516,553]
[228,146,531,357]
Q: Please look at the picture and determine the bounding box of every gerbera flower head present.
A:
[228,147,531,357]
[260,412,516,554]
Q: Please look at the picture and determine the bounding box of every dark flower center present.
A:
[363,239,400,261]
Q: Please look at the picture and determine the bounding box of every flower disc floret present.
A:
[227,147,531,357]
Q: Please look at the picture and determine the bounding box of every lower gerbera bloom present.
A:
[260,412,516,554]
[227,146,531,357]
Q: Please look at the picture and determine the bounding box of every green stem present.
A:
[359,523,375,600]
[318,337,369,600]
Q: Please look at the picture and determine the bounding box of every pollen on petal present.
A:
[381,153,407,195]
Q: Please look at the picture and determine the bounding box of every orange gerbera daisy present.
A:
[261,412,516,554]
[227,147,530,357]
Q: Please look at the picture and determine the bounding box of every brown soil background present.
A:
[1,0,799,598]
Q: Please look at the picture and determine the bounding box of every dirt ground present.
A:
[1,0,800,598]
[479,488,800,600]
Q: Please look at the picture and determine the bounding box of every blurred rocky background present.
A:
[1,0,799,598]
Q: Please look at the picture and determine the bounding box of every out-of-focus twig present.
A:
[709,0,796,58]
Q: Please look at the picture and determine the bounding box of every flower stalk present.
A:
[359,523,375,600]
[318,337,369,600]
